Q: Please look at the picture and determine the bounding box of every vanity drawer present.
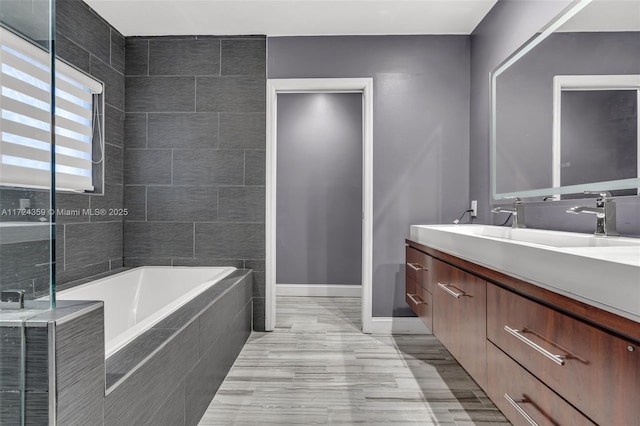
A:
[487,342,594,426]
[487,283,640,426]
[406,246,431,292]
[406,277,432,330]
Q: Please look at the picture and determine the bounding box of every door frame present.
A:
[265,78,374,332]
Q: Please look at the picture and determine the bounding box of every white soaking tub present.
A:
[56,267,236,358]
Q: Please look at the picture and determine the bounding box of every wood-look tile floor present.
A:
[199,297,510,425]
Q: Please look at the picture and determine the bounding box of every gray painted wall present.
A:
[123,36,267,329]
[276,93,363,285]
[0,0,125,297]
[268,36,471,317]
[470,0,640,237]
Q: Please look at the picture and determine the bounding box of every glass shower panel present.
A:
[1,1,55,425]
[0,0,56,306]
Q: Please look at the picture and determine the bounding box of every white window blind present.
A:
[0,27,103,192]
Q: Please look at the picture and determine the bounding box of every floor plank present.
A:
[198,297,509,425]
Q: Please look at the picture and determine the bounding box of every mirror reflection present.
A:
[492,0,640,199]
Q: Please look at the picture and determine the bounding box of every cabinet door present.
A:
[487,283,640,426]
[487,342,595,426]
[433,259,487,388]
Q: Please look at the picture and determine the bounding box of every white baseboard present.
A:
[368,317,432,335]
[276,284,362,297]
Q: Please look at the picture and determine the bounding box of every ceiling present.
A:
[83,0,498,37]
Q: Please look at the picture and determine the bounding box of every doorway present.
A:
[266,78,374,332]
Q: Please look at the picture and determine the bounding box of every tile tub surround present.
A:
[0,269,252,425]
[104,269,253,425]
[123,36,266,330]
[0,300,105,425]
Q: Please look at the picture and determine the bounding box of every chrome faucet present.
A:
[566,192,619,237]
[491,197,526,228]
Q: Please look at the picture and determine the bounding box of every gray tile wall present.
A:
[123,36,266,329]
[53,0,126,288]
[0,0,126,298]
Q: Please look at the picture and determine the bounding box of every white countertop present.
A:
[410,224,640,323]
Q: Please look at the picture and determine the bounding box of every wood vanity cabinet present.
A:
[405,239,640,426]
[432,258,487,389]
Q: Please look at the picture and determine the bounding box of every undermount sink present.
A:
[409,224,640,322]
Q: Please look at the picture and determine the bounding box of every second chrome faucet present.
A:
[567,191,619,237]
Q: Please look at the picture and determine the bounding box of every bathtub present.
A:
[56,266,236,358]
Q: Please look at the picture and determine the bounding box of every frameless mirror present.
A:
[491,0,640,200]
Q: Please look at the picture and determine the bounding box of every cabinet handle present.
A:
[504,326,566,366]
[504,393,539,426]
[407,263,425,271]
[437,282,465,299]
[407,293,425,305]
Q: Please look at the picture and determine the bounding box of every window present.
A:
[0,27,103,192]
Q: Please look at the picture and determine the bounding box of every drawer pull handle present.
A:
[407,263,425,271]
[437,282,465,299]
[504,393,539,426]
[407,293,425,305]
[504,326,566,366]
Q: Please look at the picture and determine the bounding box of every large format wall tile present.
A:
[149,38,221,76]
[110,30,126,74]
[146,186,217,222]
[124,36,266,330]
[124,222,194,258]
[125,38,149,76]
[57,0,111,65]
[123,186,146,221]
[221,39,267,76]
[103,143,124,186]
[56,35,91,73]
[125,76,196,112]
[245,150,266,186]
[195,223,264,259]
[196,76,266,112]
[219,112,265,150]
[65,222,123,270]
[218,186,265,222]
[124,149,172,185]
[105,104,125,148]
[124,113,147,148]
[173,150,244,186]
[148,113,218,149]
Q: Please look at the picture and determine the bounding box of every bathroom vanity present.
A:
[406,225,640,426]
